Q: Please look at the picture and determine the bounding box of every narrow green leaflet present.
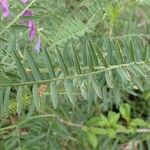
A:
[105,71,113,88]
[115,40,124,63]
[11,24,28,30]
[86,42,95,71]
[72,44,81,74]
[13,51,28,81]
[142,45,148,61]
[56,48,69,76]
[4,87,11,116]
[90,75,102,99]
[94,44,109,67]
[89,41,99,66]
[16,86,23,115]
[64,79,75,105]
[50,82,58,109]
[33,84,40,111]
[26,49,43,80]
[27,100,35,119]
[44,48,56,78]
[0,88,4,115]
[129,41,136,61]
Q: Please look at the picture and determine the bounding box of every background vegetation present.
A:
[0,0,150,149]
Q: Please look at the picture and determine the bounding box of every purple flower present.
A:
[28,20,36,41]
[0,0,9,17]
[22,9,36,41]
[35,37,41,52]
[20,0,29,3]
[21,2,41,52]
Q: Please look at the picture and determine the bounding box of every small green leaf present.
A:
[130,118,148,127]
[86,117,101,126]
[119,103,131,121]
[132,64,146,77]
[114,124,127,132]
[89,127,107,135]
[82,126,88,132]
[116,67,130,82]
[87,132,98,148]
[108,111,120,125]
[99,114,109,127]
[80,82,88,99]
[107,128,116,138]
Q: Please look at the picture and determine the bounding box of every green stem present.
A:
[0,60,149,87]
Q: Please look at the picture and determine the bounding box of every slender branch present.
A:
[111,33,150,40]
[0,114,83,133]
[0,113,150,134]
[0,60,149,87]
[55,117,83,128]
[0,125,17,132]
[137,129,150,133]
[25,66,105,74]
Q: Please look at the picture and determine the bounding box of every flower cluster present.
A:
[0,0,40,52]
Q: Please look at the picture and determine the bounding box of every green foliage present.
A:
[0,0,150,149]
[83,104,149,148]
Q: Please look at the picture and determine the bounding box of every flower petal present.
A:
[35,38,41,52]
[28,21,36,41]
[0,0,9,17]
[20,0,29,4]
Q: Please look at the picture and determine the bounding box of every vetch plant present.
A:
[0,0,150,149]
